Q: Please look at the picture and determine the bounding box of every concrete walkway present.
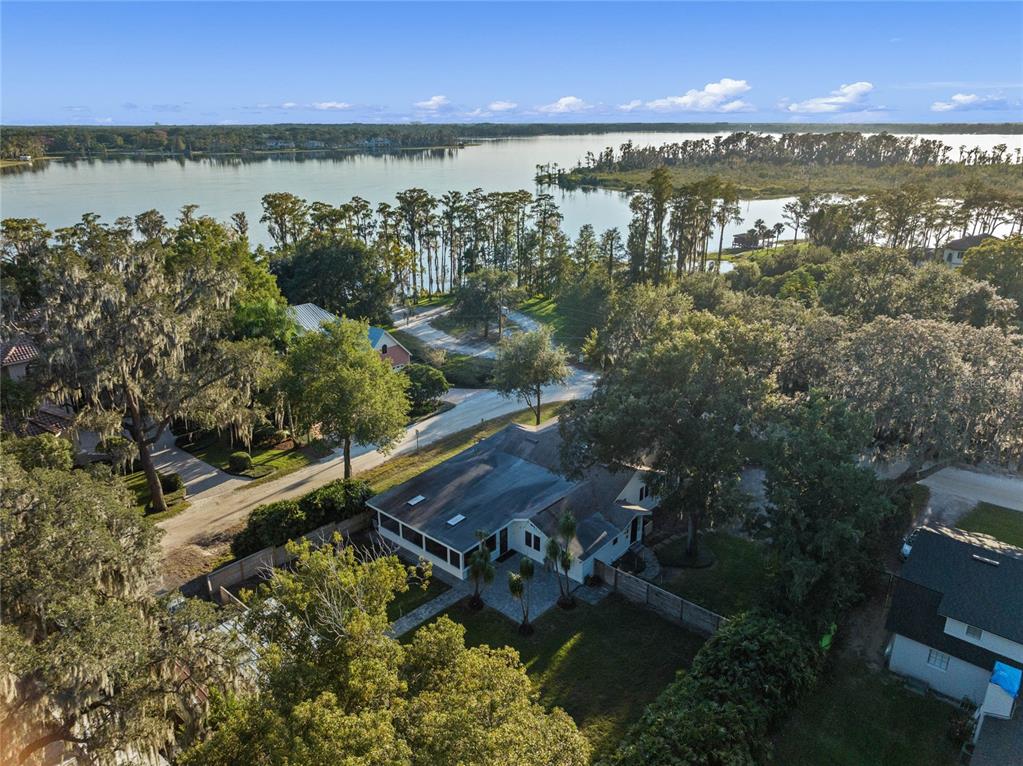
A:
[395,305,498,359]
[148,428,248,501]
[389,587,464,638]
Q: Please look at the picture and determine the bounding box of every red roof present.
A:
[1,339,39,367]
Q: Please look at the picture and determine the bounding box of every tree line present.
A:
[555,131,1022,174]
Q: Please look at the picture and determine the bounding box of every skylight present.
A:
[407,495,426,507]
[447,514,466,526]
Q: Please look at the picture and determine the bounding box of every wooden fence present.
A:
[206,512,371,602]
[594,560,727,635]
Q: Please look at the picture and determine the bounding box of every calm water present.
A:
[2,132,1020,248]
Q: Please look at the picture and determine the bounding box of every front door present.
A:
[629,517,639,544]
[499,527,508,556]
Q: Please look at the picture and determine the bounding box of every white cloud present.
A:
[312,101,352,111]
[537,96,591,114]
[488,100,517,112]
[931,92,1011,112]
[618,99,643,112]
[784,82,874,113]
[415,95,451,111]
[638,78,753,113]
[281,102,298,109]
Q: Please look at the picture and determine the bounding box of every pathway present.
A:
[148,428,248,501]
[389,587,464,638]
[393,305,498,359]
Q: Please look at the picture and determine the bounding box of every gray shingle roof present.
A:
[368,421,648,558]
[943,233,998,251]
[898,527,1023,644]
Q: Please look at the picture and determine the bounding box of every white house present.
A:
[938,233,998,268]
[287,303,411,367]
[367,420,656,583]
[885,527,1022,747]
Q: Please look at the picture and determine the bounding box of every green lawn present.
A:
[439,595,705,760]
[359,402,568,496]
[176,433,315,486]
[656,532,767,617]
[387,574,450,621]
[957,502,1023,548]
[122,471,190,523]
[390,327,496,388]
[516,296,579,350]
[773,658,959,766]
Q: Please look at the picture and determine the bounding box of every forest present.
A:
[3,123,1021,160]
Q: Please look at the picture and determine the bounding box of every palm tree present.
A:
[467,530,495,610]
[510,557,535,634]
[545,512,577,609]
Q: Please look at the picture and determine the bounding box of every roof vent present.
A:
[446,514,466,526]
[407,495,426,507]
[972,554,1000,567]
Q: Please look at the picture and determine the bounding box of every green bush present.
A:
[604,612,822,766]
[232,479,372,558]
[231,500,307,558]
[5,434,74,471]
[159,472,184,494]
[228,451,253,472]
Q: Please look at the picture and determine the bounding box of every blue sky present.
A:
[2,1,1021,125]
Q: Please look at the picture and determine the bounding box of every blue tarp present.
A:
[991,661,1022,698]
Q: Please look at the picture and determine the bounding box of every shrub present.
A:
[231,500,306,558]
[604,612,822,766]
[159,472,184,494]
[272,429,289,445]
[405,363,449,415]
[232,479,372,558]
[228,451,253,472]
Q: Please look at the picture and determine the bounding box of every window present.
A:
[448,549,461,570]
[525,530,541,552]
[612,537,619,547]
[485,534,497,552]
[400,525,423,549]
[379,513,399,534]
[425,537,447,561]
[381,344,388,354]
[926,648,950,671]
[965,625,983,640]
[639,485,649,501]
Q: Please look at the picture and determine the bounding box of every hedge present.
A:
[228,451,253,472]
[602,611,823,766]
[159,472,184,493]
[231,478,372,558]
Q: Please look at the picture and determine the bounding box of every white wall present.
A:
[615,470,659,510]
[944,618,1023,664]
[375,515,466,580]
[889,633,992,704]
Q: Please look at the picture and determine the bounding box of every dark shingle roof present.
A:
[897,527,1023,644]
[368,422,648,558]
[943,233,998,251]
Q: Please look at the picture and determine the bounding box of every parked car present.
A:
[900,528,921,561]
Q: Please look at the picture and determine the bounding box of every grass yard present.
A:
[122,471,190,523]
[956,502,1023,548]
[656,531,767,617]
[773,657,959,766]
[359,402,569,496]
[177,432,316,486]
[387,575,450,621]
[516,296,579,350]
[390,327,496,388]
[439,595,705,760]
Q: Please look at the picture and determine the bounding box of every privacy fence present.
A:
[594,560,727,635]
[206,511,371,602]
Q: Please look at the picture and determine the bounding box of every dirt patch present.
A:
[835,572,895,670]
[158,522,244,593]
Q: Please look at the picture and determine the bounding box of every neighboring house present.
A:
[287,303,410,368]
[1,337,39,381]
[938,233,999,268]
[367,420,656,583]
[885,527,1021,739]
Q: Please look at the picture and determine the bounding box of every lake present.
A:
[2,131,1020,248]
